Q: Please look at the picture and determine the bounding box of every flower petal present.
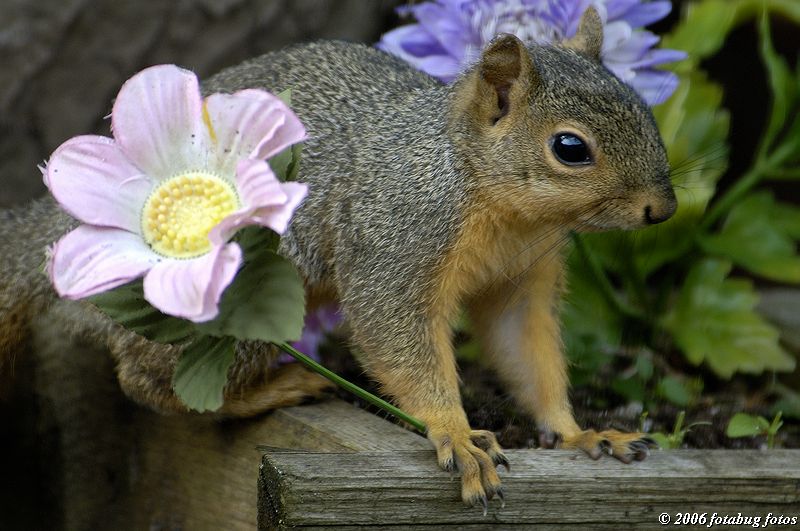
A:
[378,24,447,61]
[602,20,634,52]
[603,30,660,62]
[414,54,465,82]
[208,159,306,244]
[204,89,306,176]
[630,48,688,69]
[604,0,641,21]
[248,181,308,235]
[50,225,160,299]
[45,135,152,232]
[112,64,210,180]
[627,69,680,105]
[617,1,672,28]
[378,24,464,82]
[412,3,472,61]
[235,158,287,208]
[143,243,242,322]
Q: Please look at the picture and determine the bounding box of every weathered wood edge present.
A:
[260,449,800,529]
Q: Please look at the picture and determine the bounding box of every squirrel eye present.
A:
[551,133,592,166]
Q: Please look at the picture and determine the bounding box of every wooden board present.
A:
[260,449,800,529]
[115,399,426,531]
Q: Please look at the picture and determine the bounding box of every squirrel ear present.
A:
[477,34,535,124]
[563,6,604,60]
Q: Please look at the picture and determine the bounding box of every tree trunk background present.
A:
[0,0,401,206]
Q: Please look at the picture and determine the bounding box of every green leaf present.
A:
[236,225,279,254]
[758,11,797,157]
[661,0,800,66]
[648,432,673,450]
[726,412,769,438]
[766,0,800,28]
[285,143,303,182]
[656,376,693,407]
[611,377,645,403]
[196,246,306,343]
[268,144,294,181]
[773,387,800,420]
[662,0,745,62]
[774,200,800,237]
[88,280,196,344]
[276,88,292,106]
[661,259,796,378]
[270,143,303,182]
[699,192,800,283]
[173,335,236,412]
[635,355,654,381]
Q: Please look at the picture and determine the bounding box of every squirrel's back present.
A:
[206,42,469,305]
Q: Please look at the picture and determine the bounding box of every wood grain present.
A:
[261,449,800,529]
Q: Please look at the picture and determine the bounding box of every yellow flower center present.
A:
[141,172,238,258]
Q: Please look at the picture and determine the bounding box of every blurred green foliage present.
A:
[648,410,710,449]
[726,411,784,448]
[562,0,800,407]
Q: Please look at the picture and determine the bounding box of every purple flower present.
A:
[280,304,343,363]
[46,65,307,322]
[378,0,687,105]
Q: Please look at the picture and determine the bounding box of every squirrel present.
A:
[1,8,676,509]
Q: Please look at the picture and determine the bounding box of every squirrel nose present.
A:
[643,195,677,225]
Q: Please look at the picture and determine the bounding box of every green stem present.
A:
[767,411,783,450]
[766,168,800,180]
[571,233,642,319]
[276,342,427,434]
[700,166,762,231]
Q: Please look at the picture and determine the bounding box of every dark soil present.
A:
[319,341,800,450]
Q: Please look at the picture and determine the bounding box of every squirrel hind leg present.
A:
[218,363,335,418]
[111,333,334,417]
[103,321,334,417]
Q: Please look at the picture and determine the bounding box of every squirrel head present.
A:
[450,7,677,231]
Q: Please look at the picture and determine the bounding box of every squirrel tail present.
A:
[0,197,70,380]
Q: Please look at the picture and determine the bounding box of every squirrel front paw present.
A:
[539,428,657,463]
[427,427,508,514]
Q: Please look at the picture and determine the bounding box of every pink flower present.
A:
[46,65,307,322]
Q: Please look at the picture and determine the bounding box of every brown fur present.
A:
[2,7,674,510]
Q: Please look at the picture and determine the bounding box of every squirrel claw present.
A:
[496,486,506,508]
[469,429,510,471]
[494,452,510,472]
[629,440,651,461]
[557,429,657,463]
[641,436,659,448]
[430,426,504,512]
[479,494,489,516]
[599,438,613,456]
